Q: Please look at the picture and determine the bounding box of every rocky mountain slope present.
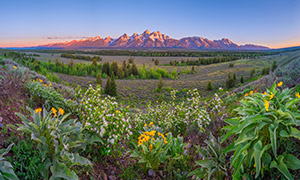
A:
[38,30,269,50]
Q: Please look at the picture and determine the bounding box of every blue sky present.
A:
[0,0,299,48]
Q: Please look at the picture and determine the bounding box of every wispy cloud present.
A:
[45,36,90,40]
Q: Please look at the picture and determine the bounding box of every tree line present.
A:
[61,53,102,61]
[3,51,177,80]
[22,49,278,58]
[167,56,240,66]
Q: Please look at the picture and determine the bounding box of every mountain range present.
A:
[38,30,269,50]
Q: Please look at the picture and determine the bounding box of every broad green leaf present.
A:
[270,155,293,180]
[269,124,278,158]
[285,98,300,109]
[284,153,300,170]
[49,163,78,180]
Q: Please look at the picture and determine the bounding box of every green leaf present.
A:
[284,153,300,170]
[285,98,300,109]
[49,162,78,180]
[269,124,278,158]
[270,155,293,180]
[195,160,213,169]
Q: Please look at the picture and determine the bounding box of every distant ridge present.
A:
[37,30,270,50]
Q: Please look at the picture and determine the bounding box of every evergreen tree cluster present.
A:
[169,57,240,66]
[104,73,117,96]
[61,53,102,61]
[226,72,236,89]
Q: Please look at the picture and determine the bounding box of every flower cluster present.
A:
[134,89,211,135]
[35,107,64,116]
[76,85,132,152]
[138,123,168,148]
[33,78,52,87]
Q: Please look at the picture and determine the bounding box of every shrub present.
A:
[25,79,76,113]
[134,89,212,136]
[17,107,92,180]
[157,76,164,90]
[222,81,300,179]
[76,85,132,155]
[229,63,234,67]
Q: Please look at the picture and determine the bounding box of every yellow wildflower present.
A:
[126,105,130,108]
[254,90,257,93]
[264,100,269,111]
[35,108,42,113]
[13,66,17,69]
[296,92,300,98]
[43,84,47,87]
[244,93,248,97]
[149,122,153,127]
[269,92,274,100]
[144,123,147,127]
[277,81,283,87]
[138,140,142,145]
[116,110,121,114]
[75,123,77,126]
[249,91,253,95]
[164,140,167,144]
[39,79,43,83]
[263,92,267,95]
[59,108,64,115]
[254,164,256,168]
[149,144,153,151]
[165,133,169,136]
[51,107,57,117]
[276,76,278,80]
[49,83,52,86]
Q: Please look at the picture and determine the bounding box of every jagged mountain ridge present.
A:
[39,30,269,50]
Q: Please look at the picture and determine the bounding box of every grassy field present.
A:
[23,50,300,107]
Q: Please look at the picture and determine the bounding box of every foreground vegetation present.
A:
[1,49,300,179]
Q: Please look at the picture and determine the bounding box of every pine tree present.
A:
[109,73,117,96]
[104,76,111,94]
[261,67,266,75]
[240,75,244,83]
[92,58,97,67]
[96,72,102,85]
[207,81,213,91]
[271,61,277,72]
[111,62,119,76]
[233,73,236,84]
[131,63,138,75]
[250,68,255,78]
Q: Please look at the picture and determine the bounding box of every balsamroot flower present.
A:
[59,108,64,115]
[264,100,269,111]
[296,92,300,98]
[13,66,17,69]
[149,144,153,151]
[35,108,42,113]
[277,81,283,87]
[51,107,57,117]
[269,92,274,100]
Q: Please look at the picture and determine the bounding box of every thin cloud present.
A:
[45,36,90,40]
